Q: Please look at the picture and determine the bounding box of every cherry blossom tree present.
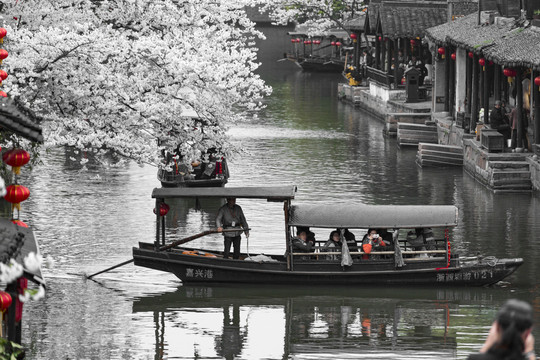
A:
[0,0,271,166]
[262,0,366,37]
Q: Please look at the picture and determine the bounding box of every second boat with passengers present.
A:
[133,186,523,286]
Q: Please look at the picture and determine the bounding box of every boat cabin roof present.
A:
[289,204,458,228]
[152,185,297,201]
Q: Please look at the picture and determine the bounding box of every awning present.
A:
[289,204,458,228]
[152,185,297,201]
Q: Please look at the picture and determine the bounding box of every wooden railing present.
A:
[366,66,395,88]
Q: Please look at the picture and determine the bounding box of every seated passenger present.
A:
[323,230,342,260]
[377,229,394,247]
[291,230,313,260]
[337,228,358,251]
[406,228,429,257]
[296,226,316,247]
[362,229,388,259]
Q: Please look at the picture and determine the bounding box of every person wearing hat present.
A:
[216,197,249,259]
[490,100,511,146]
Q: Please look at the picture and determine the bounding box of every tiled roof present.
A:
[426,13,540,70]
[344,14,366,31]
[366,3,380,33]
[0,99,44,143]
[377,2,448,40]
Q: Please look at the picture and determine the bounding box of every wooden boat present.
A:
[133,186,523,286]
[157,157,229,188]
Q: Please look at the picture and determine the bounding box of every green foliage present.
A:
[534,9,540,15]
[0,338,25,360]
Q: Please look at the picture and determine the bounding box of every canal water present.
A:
[18,25,540,359]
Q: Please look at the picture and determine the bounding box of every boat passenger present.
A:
[216,197,249,260]
[337,228,358,251]
[362,229,388,259]
[467,299,535,360]
[296,226,315,247]
[323,230,342,260]
[291,230,313,260]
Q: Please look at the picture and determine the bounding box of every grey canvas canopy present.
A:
[152,186,297,201]
[288,204,458,229]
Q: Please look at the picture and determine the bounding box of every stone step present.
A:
[400,138,438,146]
[492,182,532,191]
[488,161,530,170]
[398,130,439,138]
[397,123,438,131]
[418,149,463,160]
[416,157,463,167]
[418,154,463,165]
[418,143,463,154]
[491,170,531,181]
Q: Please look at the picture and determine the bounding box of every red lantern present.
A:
[12,220,28,228]
[0,291,12,313]
[0,70,8,84]
[3,148,30,175]
[307,40,312,45]
[535,76,540,87]
[153,202,170,216]
[378,36,382,41]
[331,41,336,46]
[0,91,6,98]
[290,38,295,43]
[350,33,357,40]
[335,41,342,47]
[0,28,6,44]
[468,51,473,58]
[451,53,456,61]
[0,49,8,64]
[295,38,300,43]
[314,40,320,45]
[4,185,30,212]
[503,68,516,77]
[479,58,486,66]
[410,39,415,45]
[437,47,445,55]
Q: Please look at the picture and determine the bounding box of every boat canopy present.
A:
[289,204,458,229]
[152,186,297,201]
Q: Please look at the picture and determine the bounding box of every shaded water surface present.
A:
[18,25,540,359]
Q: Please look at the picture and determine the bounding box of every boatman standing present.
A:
[216,197,249,259]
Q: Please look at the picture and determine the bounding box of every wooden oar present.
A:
[85,228,247,279]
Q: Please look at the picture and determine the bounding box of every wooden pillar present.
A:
[393,39,400,88]
[353,33,359,69]
[494,64,501,101]
[450,50,456,115]
[479,63,485,110]
[517,67,524,148]
[466,53,472,116]
[444,47,451,112]
[375,36,381,69]
[484,62,490,124]
[405,38,411,61]
[535,70,540,145]
[387,40,393,74]
[381,38,386,72]
[471,53,480,131]
[6,282,16,342]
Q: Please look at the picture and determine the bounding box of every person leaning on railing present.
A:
[467,299,535,360]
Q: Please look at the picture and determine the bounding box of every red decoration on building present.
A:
[437,47,445,55]
[0,49,8,64]
[4,185,30,212]
[15,278,27,323]
[0,69,8,84]
[410,39,415,45]
[0,91,6,97]
[378,36,382,41]
[535,76,540,87]
[350,33,357,40]
[3,148,30,175]
[479,58,486,66]
[12,220,28,228]
[451,53,456,61]
[290,38,295,43]
[331,41,336,46]
[468,52,473,58]
[153,202,170,216]
[335,42,342,47]
[295,38,300,43]
[503,68,516,77]
[0,291,12,313]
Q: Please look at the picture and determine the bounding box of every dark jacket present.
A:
[490,107,509,130]
[467,349,527,360]
[291,237,312,253]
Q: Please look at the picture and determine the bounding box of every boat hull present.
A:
[133,245,522,287]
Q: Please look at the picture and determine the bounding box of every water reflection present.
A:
[132,285,526,359]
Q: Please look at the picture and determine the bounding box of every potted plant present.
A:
[534,9,540,19]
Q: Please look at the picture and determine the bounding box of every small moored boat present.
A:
[133,186,523,286]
